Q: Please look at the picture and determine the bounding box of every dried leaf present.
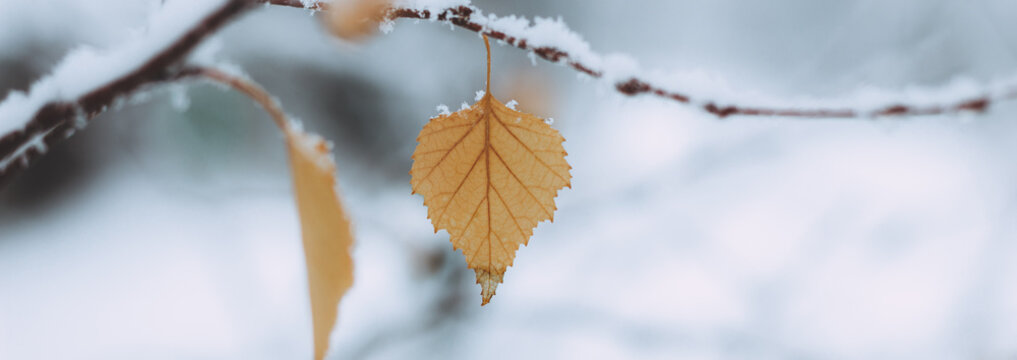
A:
[287,128,354,360]
[410,37,571,305]
[195,67,354,360]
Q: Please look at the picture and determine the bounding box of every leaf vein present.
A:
[418,117,483,183]
[492,112,570,184]
[490,146,554,218]
[490,178,528,240]
[433,145,487,227]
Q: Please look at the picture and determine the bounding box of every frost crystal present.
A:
[460,102,470,110]
[379,21,395,34]
[72,107,87,130]
[475,90,486,101]
[505,100,518,110]
[435,104,451,116]
[544,117,554,125]
[169,84,191,111]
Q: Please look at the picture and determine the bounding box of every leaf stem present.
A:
[484,34,491,95]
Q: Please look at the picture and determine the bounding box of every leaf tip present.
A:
[476,268,503,306]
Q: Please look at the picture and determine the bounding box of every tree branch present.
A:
[2,0,1014,188]
[0,0,257,187]
[268,0,1012,120]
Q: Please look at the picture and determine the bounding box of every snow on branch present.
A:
[2,0,1015,187]
[0,0,256,186]
[271,0,1016,120]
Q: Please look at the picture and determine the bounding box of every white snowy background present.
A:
[2,0,1017,359]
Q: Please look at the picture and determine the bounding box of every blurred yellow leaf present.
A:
[503,67,556,117]
[326,0,389,41]
[410,37,571,305]
[287,128,354,360]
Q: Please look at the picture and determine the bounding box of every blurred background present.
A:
[3,0,1017,359]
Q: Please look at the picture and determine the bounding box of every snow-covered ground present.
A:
[2,0,1017,359]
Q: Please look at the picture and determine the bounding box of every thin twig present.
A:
[178,67,290,131]
[266,0,1010,119]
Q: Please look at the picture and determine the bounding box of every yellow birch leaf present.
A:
[286,128,355,360]
[409,36,571,305]
[197,67,354,360]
